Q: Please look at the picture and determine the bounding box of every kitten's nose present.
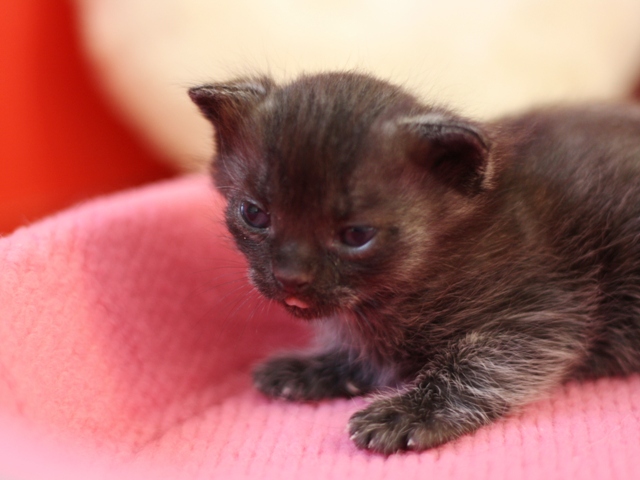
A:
[272,265,312,293]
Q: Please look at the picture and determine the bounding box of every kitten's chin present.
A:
[249,274,338,319]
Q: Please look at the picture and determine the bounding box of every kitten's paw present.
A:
[348,397,446,454]
[253,354,369,401]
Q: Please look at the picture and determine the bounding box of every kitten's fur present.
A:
[189,72,640,454]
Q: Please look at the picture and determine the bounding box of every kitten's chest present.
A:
[338,301,445,372]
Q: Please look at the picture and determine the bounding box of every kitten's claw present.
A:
[253,354,372,401]
[348,396,447,454]
[345,381,361,395]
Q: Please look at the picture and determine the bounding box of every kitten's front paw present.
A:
[253,354,369,401]
[348,396,447,454]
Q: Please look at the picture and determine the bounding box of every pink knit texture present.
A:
[0,175,639,479]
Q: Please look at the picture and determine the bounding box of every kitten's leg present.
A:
[253,349,380,401]
[349,329,586,454]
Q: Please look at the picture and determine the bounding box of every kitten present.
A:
[188,72,640,454]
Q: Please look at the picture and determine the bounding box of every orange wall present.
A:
[0,1,175,234]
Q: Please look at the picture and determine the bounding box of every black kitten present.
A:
[189,72,640,454]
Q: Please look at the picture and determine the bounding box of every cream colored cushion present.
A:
[75,0,640,171]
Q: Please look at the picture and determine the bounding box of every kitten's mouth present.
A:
[284,297,310,309]
[280,295,329,319]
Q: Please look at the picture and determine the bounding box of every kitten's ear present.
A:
[398,114,491,195]
[188,77,274,150]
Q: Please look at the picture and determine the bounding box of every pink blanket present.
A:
[1,175,638,479]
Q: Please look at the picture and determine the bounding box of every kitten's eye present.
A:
[340,226,377,248]
[240,201,270,229]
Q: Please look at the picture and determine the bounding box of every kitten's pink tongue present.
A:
[284,297,309,309]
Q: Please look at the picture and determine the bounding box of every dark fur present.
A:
[189,72,640,454]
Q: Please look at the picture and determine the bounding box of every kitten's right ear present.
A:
[188,77,274,150]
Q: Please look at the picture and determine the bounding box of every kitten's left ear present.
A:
[188,76,274,150]
[397,114,491,195]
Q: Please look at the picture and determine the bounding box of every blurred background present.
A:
[2,0,640,234]
[0,2,176,234]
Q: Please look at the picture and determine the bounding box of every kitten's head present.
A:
[189,72,492,319]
